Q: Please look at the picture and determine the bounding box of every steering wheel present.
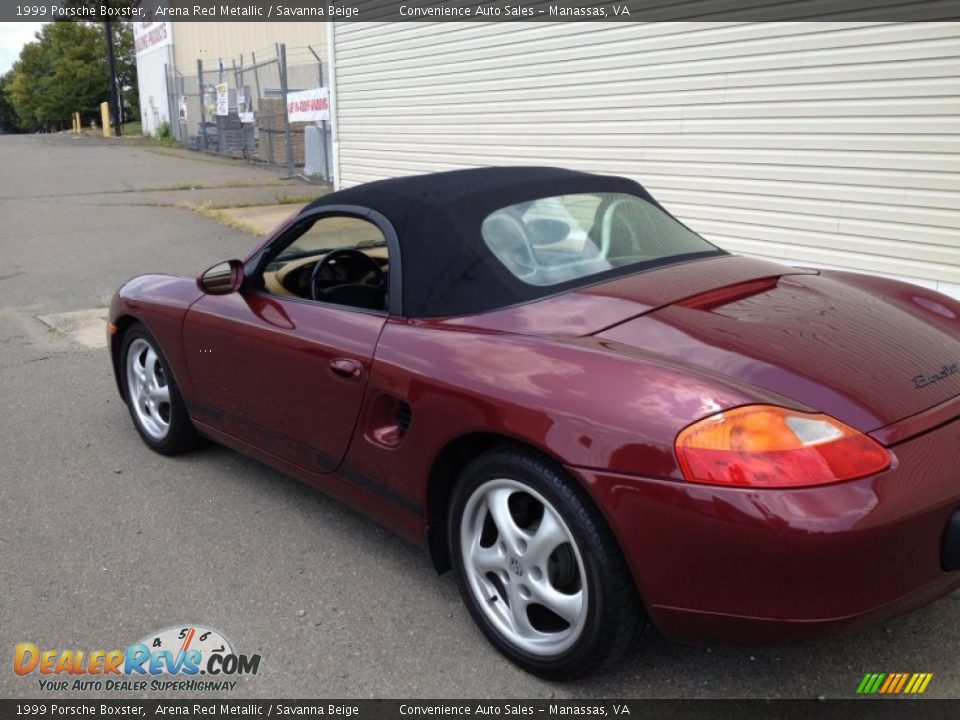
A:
[310,248,386,302]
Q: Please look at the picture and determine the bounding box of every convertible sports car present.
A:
[110,167,960,678]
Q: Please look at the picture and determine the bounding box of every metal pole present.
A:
[308,45,323,83]
[252,51,269,162]
[250,51,262,109]
[308,44,331,182]
[177,69,186,143]
[164,62,170,136]
[239,54,245,109]
[104,21,121,136]
[197,58,206,150]
[279,43,294,176]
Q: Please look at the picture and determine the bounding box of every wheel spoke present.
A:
[153,383,171,405]
[505,582,538,638]
[134,352,147,382]
[532,582,584,626]
[526,509,566,569]
[145,348,159,384]
[471,540,504,576]
[485,488,526,555]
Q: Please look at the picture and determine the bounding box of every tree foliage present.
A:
[2,21,138,132]
[114,22,139,123]
[0,72,20,133]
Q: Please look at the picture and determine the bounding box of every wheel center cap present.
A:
[508,556,523,577]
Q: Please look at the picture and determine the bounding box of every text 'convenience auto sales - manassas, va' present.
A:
[13,625,261,692]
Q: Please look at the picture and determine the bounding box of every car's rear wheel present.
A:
[448,446,643,679]
[122,324,199,455]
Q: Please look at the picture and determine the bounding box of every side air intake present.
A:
[397,401,413,436]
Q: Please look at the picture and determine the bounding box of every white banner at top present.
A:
[133,22,171,58]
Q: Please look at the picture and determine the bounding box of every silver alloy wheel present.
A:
[460,478,588,656]
[126,337,172,441]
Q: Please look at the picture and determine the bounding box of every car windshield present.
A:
[275,216,386,262]
[481,192,716,286]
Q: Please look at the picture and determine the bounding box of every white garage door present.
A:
[332,22,960,297]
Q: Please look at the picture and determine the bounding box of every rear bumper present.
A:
[572,414,960,644]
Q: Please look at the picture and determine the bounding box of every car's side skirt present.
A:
[191,419,428,549]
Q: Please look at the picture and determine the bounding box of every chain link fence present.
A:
[165,44,331,180]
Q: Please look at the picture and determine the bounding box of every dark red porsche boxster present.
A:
[110,167,960,678]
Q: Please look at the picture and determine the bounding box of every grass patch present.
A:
[154,122,180,148]
[172,190,315,211]
[184,201,264,236]
[274,191,320,205]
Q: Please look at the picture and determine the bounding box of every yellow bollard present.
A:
[100,102,111,138]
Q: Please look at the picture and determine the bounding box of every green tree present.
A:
[7,38,41,129]
[0,71,22,133]
[5,20,140,132]
[114,21,139,123]
[61,1,140,121]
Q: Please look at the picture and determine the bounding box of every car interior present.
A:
[260,215,390,311]
[482,192,712,287]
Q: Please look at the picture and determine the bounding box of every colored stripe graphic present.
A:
[879,674,896,693]
[893,673,910,693]
[857,673,878,694]
[857,673,933,695]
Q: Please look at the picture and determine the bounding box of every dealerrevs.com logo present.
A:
[14,624,261,692]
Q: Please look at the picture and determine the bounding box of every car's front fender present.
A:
[108,274,203,401]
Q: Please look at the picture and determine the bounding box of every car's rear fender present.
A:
[342,319,797,564]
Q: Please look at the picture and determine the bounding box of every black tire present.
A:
[448,445,643,680]
[120,323,199,456]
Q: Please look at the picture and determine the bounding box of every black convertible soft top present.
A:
[303,166,715,318]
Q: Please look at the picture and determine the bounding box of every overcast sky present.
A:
[0,22,45,75]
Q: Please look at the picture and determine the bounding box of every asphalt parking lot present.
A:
[1,133,958,700]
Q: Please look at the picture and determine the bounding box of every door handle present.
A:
[329,358,363,380]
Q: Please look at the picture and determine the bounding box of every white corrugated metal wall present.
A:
[332,22,960,298]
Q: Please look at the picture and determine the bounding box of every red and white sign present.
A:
[133,22,171,59]
[286,88,330,123]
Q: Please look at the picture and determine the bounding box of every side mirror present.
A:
[198,259,245,295]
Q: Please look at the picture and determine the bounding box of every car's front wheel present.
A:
[449,447,643,679]
[122,323,199,455]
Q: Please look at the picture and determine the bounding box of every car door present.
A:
[181,209,394,474]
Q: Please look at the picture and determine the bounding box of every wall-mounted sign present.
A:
[133,22,171,58]
[215,84,230,116]
[286,88,330,123]
[202,85,217,119]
